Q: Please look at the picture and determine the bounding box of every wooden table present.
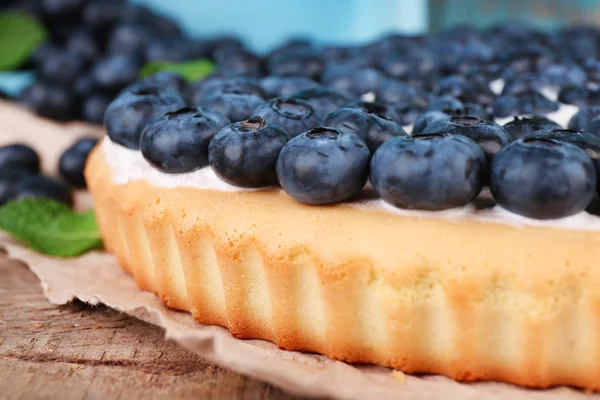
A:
[0,252,312,400]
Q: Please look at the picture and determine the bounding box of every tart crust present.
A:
[86,139,600,390]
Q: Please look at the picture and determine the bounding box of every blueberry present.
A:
[125,72,187,95]
[140,107,230,173]
[107,24,149,58]
[492,91,559,118]
[59,138,99,188]
[82,93,112,124]
[321,105,407,153]
[490,138,596,219]
[251,97,320,136]
[568,106,600,132]
[502,73,548,95]
[543,62,586,88]
[290,88,351,118]
[18,81,75,121]
[321,64,383,97]
[0,169,32,205]
[503,115,561,141]
[145,38,191,62]
[580,115,600,141]
[276,128,370,204]
[82,0,124,34]
[423,116,511,162]
[104,87,185,149]
[208,116,292,188]
[267,49,323,80]
[199,92,265,123]
[346,99,408,127]
[259,76,321,98]
[0,144,40,174]
[427,95,464,114]
[66,30,99,65]
[375,79,428,107]
[557,86,600,107]
[42,0,86,20]
[527,128,600,160]
[73,74,93,99]
[370,134,486,210]
[412,110,454,134]
[187,77,264,104]
[214,49,263,78]
[15,175,73,207]
[462,103,490,120]
[91,55,141,93]
[393,101,428,126]
[39,49,85,85]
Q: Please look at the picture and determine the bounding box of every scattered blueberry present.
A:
[82,93,112,124]
[251,97,320,136]
[321,105,407,153]
[259,76,321,98]
[59,138,99,188]
[104,87,185,149]
[18,81,75,121]
[140,107,230,173]
[490,138,596,219]
[321,64,383,97]
[0,169,32,205]
[422,116,511,161]
[276,128,370,205]
[187,77,264,104]
[39,48,85,84]
[208,116,293,187]
[492,90,559,118]
[15,175,73,207]
[107,23,149,58]
[370,134,486,210]
[90,55,141,93]
[426,95,464,114]
[503,115,561,141]
[568,106,600,132]
[0,144,40,174]
[412,110,454,134]
[290,88,351,118]
[267,49,323,80]
[198,92,265,122]
[526,128,600,160]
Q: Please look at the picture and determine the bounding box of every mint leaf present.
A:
[0,12,47,71]
[0,198,103,257]
[139,59,215,82]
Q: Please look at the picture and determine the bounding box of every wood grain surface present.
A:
[0,252,314,400]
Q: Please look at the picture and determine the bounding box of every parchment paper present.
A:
[0,101,596,399]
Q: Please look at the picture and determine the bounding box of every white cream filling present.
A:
[102,138,600,231]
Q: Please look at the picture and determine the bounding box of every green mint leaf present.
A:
[0,198,103,257]
[0,12,48,71]
[139,59,215,82]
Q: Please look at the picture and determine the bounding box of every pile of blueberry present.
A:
[0,137,97,207]
[3,0,225,122]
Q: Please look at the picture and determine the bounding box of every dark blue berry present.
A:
[267,49,323,80]
[321,64,383,97]
[259,76,321,98]
[59,138,99,188]
[568,106,600,132]
[422,116,511,162]
[528,129,600,160]
[208,116,293,188]
[213,49,263,78]
[427,95,464,114]
[290,88,351,118]
[0,169,32,205]
[107,24,149,58]
[15,175,73,207]
[412,110,453,134]
[39,49,85,84]
[82,0,123,34]
[494,90,559,118]
[0,144,40,174]
[375,79,428,106]
[276,128,370,205]
[503,115,561,141]
[321,105,407,153]
[137,72,187,94]
[145,38,191,62]
[82,93,112,124]
[66,30,99,65]
[370,134,486,210]
[91,55,141,93]
[344,100,405,126]
[490,138,596,219]
[187,77,264,105]
[140,107,230,173]
[198,92,265,122]
[251,97,320,136]
[104,87,185,149]
[18,81,75,121]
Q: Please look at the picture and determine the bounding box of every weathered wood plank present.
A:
[0,254,310,400]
